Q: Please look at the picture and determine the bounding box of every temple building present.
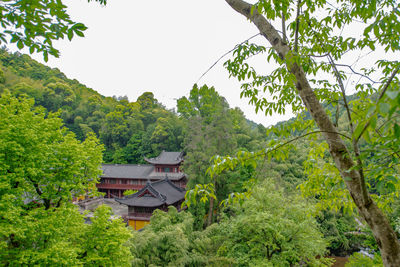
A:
[115,177,186,230]
[96,151,186,198]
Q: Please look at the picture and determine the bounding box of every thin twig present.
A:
[196,33,261,83]
[377,114,400,131]
[335,63,380,84]
[307,52,331,58]
[269,130,351,154]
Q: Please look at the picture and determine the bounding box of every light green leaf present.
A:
[386,90,399,100]
[379,102,390,114]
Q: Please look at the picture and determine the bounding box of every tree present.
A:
[0,92,103,210]
[215,181,330,266]
[221,0,400,265]
[0,93,132,264]
[130,206,194,267]
[0,0,106,61]
[80,205,133,266]
[178,85,238,226]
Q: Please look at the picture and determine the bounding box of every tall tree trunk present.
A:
[207,195,214,227]
[207,178,216,226]
[224,0,400,265]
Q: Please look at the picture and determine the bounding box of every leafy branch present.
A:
[354,65,400,142]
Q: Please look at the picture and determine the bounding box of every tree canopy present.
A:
[0,93,132,265]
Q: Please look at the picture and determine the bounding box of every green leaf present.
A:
[370,115,377,129]
[67,30,73,41]
[73,23,87,31]
[17,40,23,49]
[376,180,384,193]
[43,50,49,62]
[379,102,390,114]
[394,124,400,138]
[362,130,371,143]
[387,183,396,193]
[75,30,84,37]
[353,123,364,139]
[386,90,399,100]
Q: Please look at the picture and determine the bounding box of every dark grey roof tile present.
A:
[101,164,153,179]
[144,151,184,165]
[115,178,185,207]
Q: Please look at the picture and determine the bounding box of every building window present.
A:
[164,167,170,172]
[121,179,127,184]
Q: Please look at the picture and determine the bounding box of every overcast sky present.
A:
[18,0,294,126]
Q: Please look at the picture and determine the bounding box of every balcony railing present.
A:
[96,183,142,190]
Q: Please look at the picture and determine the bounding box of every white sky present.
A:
[21,0,294,126]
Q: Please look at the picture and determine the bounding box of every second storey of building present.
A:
[96,151,186,198]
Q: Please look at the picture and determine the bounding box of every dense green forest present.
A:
[1,0,400,265]
[0,48,389,266]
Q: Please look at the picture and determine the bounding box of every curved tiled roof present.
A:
[144,151,184,165]
[115,178,185,207]
[101,164,186,181]
[101,164,153,179]
[147,171,185,181]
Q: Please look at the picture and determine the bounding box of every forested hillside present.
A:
[0,48,268,164]
[0,48,182,163]
[1,47,387,266]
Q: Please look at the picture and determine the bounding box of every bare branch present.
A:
[196,33,261,83]
[267,130,351,153]
[328,54,371,206]
[335,63,381,84]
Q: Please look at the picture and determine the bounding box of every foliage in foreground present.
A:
[345,252,383,267]
[0,94,132,265]
[131,182,330,267]
[222,0,400,264]
[216,182,331,266]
